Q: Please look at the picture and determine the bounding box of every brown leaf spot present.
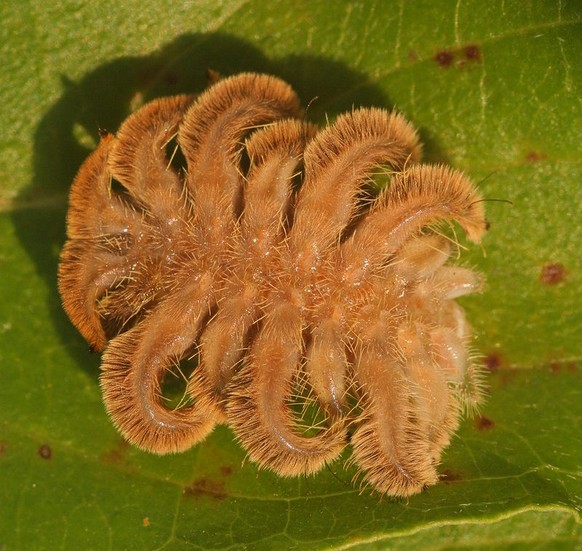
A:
[408,50,419,62]
[440,469,463,483]
[38,444,52,460]
[0,442,7,455]
[435,45,481,70]
[526,151,548,163]
[483,352,503,371]
[100,439,130,465]
[142,517,150,527]
[184,478,227,500]
[475,416,495,431]
[550,361,578,374]
[464,44,481,61]
[434,50,454,67]
[220,465,234,477]
[540,263,566,285]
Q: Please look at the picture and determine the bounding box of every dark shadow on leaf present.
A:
[416,126,452,164]
[12,32,390,381]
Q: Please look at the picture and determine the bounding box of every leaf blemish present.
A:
[441,469,463,483]
[220,465,234,477]
[526,151,548,163]
[38,444,52,459]
[184,478,228,500]
[550,361,578,374]
[475,416,495,431]
[434,50,454,67]
[540,263,566,285]
[434,45,481,69]
[484,352,503,371]
[100,439,130,465]
[464,45,481,61]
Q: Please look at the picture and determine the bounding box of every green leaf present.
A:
[1,1,580,549]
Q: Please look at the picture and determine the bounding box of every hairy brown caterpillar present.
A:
[59,72,486,496]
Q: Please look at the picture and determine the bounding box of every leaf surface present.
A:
[1,1,580,549]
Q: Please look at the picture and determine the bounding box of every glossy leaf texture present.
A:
[0,1,580,549]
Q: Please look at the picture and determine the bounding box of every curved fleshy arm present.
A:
[100,272,219,453]
[304,309,348,417]
[340,165,487,285]
[289,108,422,273]
[59,239,139,350]
[179,73,303,254]
[390,234,486,415]
[58,135,144,349]
[349,305,438,496]
[396,322,461,462]
[108,95,194,216]
[226,301,346,476]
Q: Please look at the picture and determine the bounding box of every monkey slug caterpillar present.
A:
[59,72,487,496]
